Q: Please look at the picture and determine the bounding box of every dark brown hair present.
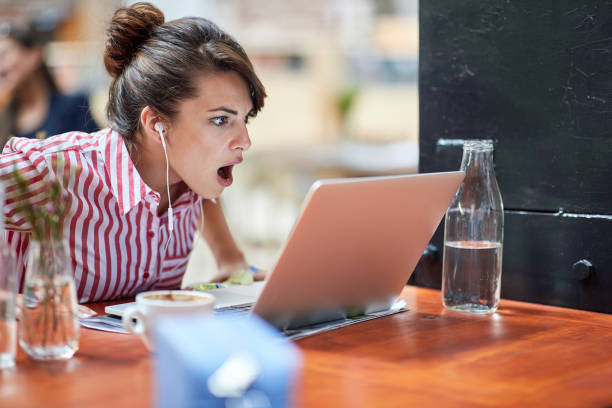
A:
[103,2,266,142]
[0,20,58,145]
[0,20,57,92]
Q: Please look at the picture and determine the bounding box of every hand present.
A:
[0,69,20,111]
[211,262,267,283]
[249,265,268,281]
[211,259,248,283]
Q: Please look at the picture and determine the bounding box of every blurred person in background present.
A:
[0,19,98,147]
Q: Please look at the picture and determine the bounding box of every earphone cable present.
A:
[160,128,174,253]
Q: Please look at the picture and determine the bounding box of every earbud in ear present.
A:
[155,122,167,149]
[154,122,164,134]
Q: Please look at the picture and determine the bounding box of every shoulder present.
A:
[50,92,91,112]
[0,129,115,209]
[4,129,107,156]
[1,129,111,173]
[48,92,99,134]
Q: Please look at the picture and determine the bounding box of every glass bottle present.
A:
[442,140,504,313]
[19,239,80,360]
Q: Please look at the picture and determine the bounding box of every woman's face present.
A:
[0,37,42,97]
[165,71,254,199]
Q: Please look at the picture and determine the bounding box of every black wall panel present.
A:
[417,0,612,313]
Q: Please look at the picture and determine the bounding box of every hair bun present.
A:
[104,2,164,78]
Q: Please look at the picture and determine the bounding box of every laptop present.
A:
[106,171,464,330]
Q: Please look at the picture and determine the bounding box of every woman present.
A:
[0,2,266,302]
[0,19,98,145]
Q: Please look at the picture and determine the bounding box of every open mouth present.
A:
[217,165,234,186]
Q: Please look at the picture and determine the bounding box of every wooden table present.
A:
[2,286,612,407]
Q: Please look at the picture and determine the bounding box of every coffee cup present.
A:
[122,290,215,350]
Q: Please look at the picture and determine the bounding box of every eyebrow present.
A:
[207,107,238,115]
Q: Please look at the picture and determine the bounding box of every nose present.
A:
[232,124,251,151]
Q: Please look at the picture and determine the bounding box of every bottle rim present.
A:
[463,139,494,151]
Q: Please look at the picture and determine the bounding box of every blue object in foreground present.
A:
[154,314,302,408]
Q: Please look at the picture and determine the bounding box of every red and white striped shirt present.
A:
[0,128,203,302]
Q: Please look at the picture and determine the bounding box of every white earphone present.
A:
[155,122,174,245]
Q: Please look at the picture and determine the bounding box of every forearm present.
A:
[200,198,246,267]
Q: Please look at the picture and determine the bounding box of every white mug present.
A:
[122,290,215,350]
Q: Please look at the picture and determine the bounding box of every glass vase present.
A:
[0,241,17,369]
[0,182,17,369]
[19,239,80,360]
[442,140,504,314]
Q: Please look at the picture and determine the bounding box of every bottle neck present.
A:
[461,148,495,176]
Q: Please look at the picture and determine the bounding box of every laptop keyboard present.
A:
[213,303,254,318]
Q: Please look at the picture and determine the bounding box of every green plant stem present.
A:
[41,286,49,348]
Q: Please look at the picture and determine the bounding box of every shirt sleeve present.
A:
[0,137,57,232]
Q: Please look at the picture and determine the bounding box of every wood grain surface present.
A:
[2,286,611,407]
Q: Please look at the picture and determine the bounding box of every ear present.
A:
[140,106,167,145]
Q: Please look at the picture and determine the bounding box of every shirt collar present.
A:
[100,128,158,216]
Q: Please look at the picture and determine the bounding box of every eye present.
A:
[210,116,229,127]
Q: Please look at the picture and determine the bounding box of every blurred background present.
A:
[0,0,418,286]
